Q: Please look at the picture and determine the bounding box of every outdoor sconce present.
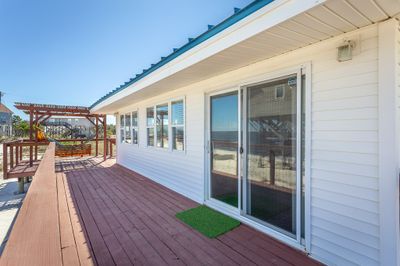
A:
[337,39,356,62]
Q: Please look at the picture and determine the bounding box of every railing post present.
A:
[3,143,7,179]
[10,144,14,169]
[16,145,19,165]
[103,115,107,161]
[29,143,33,167]
[109,139,112,158]
[19,145,22,161]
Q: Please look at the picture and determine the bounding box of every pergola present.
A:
[14,102,108,161]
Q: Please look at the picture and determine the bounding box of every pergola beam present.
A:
[14,102,110,160]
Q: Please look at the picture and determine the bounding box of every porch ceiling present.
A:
[94,0,400,114]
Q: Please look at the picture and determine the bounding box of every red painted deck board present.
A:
[2,156,322,266]
[60,157,321,266]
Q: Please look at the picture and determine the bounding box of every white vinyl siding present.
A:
[116,24,381,265]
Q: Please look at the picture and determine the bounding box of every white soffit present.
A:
[94,0,400,113]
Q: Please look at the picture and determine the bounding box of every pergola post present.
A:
[103,115,107,161]
[29,106,33,167]
[34,111,38,161]
[95,116,99,156]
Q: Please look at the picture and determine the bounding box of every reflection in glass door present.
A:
[244,74,301,238]
[210,91,239,207]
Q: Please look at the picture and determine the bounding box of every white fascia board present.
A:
[91,0,326,113]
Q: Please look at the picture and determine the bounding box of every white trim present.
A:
[378,18,400,266]
[303,61,312,253]
[296,68,302,243]
[241,87,248,215]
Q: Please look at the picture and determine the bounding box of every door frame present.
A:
[204,87,242,215]
[204,63,312,252]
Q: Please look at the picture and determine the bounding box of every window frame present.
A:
[171,98,185,152]
[274,84,285,100]
[124,112,132,144]
[145,96,186,152]
[120,112,134,144]
[131,110,139,146]
[119,114,125,143]
[146,106,155,147]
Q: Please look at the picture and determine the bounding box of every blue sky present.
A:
[0,0,252,123]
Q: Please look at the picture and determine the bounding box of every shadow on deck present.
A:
[1,152,321,265]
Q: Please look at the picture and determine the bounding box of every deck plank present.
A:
[72,160,320,265]
[0,144,62,266]
[96,166,240,266]
[2,156,322,266]
[61,173,94,266]
[57,172,80,266]
[68,172,115,266]
[77,166,189,266]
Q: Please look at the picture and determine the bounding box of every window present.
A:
[132,111,138,145]
[171,100,184,150]
[146,107,155,146]
[275,85,285,100]
[156,104,169,148]
[120,114,125,143]
[146,98,185,151]
[125,113,131,143]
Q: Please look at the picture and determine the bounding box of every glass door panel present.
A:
[210,91,239,207]
[245,74,298,236]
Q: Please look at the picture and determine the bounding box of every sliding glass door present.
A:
[209,91,239,207]
[207,70,305,242]
[243,74,302,238]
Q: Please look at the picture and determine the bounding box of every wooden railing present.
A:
[2,140,48,179]
[2,138,116,179]
[0,143,63,265]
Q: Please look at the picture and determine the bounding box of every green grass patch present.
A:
[176,205,240,238]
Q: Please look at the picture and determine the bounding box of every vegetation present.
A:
[107,124,116,137]
[12,115,29,138]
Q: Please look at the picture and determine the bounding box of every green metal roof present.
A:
[91,0,275,109]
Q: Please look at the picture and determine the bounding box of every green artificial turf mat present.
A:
[216,194,238,207]
[176,205,240,238]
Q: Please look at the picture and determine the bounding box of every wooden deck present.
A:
[1,154,321,266]
[7,160,40,179]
